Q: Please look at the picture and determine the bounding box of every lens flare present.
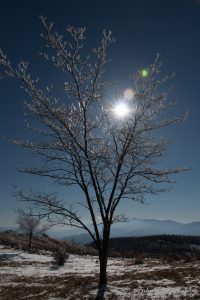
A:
[123,88,134,100]
[141,69,148,77]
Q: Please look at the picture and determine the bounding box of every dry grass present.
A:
[0,273,99,300]
[108,260,200,299]
[0,254,200,299]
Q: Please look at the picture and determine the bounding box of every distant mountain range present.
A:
[1,219,200,245]
[63,218,200,244]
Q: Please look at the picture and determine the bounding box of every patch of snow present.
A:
[145,286,199,299]
[136,279,175,286]
[1,247,200,299]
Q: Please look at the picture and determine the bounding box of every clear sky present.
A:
[0,0,200,229]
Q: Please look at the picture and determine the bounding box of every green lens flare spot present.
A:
[141,69,148,77]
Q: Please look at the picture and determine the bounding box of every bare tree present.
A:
[16,210,48,249]
[0,17,187,299]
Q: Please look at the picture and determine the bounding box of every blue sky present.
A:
[0,0,200,229]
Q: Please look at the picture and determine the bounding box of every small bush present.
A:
[53,247,69,266]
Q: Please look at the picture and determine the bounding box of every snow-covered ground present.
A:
[0,246,200,299]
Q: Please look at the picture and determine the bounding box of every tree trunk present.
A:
[95,224,110,300]
[95,252,108,300]
[99,252,108,286]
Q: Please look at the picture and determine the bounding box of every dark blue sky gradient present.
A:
[0,0,200,228]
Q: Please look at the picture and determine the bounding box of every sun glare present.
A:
[113,102,130,119]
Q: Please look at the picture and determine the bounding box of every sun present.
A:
[113,102,130,119]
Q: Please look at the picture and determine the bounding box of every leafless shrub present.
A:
[53,246,69,266]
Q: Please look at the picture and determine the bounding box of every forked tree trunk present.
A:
[95,224,110,300]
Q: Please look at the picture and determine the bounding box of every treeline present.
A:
[107,235,200,260]
[0,230,97,256]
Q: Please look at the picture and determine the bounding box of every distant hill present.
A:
[63,218,200,244]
